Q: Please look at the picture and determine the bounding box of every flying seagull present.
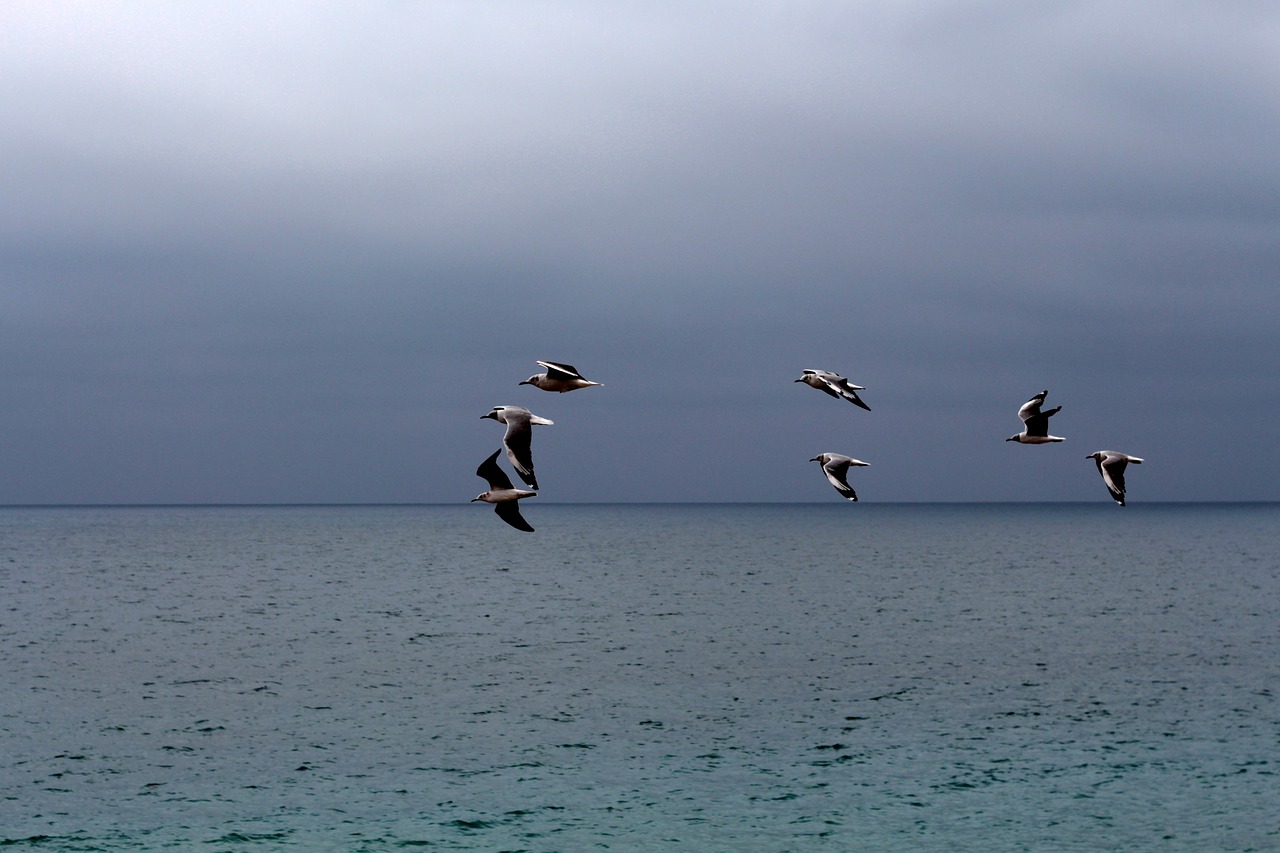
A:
[795,369,871,411]
[809,453,870,501]
[481,405,553,490]
[1086,451,1144,506]
[1006,389,1064,444]
[520,361,602,393]
[471,449,537,532]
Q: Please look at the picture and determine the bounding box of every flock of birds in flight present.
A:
[471,361,601,532]
[473,362,1144,531]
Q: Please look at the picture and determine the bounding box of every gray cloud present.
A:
[2,2,1277,503]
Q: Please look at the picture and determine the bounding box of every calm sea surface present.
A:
[2,503,1277,851]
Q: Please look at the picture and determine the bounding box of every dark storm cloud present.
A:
[2,2,1277,503]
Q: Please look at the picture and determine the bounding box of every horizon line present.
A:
[1,500,1275,509]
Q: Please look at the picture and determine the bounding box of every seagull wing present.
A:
[841,386,871,411]
[501,410,539,489]
[537,361,584,381]
[822,458,858,501]
[1018,397,1043,423]
[1022,405,1060,437]
[494,501,535,532]
[1097,454,1129,505]
[476,449,516,491]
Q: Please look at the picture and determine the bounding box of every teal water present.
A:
[2,504,1277,851]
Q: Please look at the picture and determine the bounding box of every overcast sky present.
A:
[2,2,1278,504]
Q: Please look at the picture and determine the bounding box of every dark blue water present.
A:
[2,504,1277,851]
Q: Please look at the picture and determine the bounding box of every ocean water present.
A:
[1,503,1277,852]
